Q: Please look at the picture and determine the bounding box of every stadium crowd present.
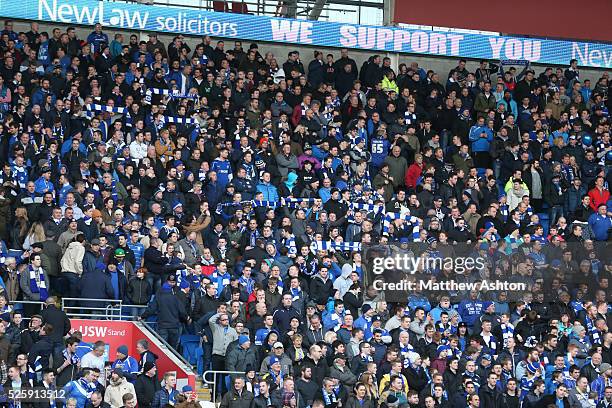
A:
[0,17,610,408]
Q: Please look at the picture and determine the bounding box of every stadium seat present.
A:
[180,334,201,364]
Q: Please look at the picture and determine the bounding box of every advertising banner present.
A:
[393,0,612,44]
[70,319,196,388]
[0,0,611,68]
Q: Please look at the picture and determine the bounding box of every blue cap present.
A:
[238,335,250,346]
[551,259,562,267]
[173,160,184,168]
[270,356,280,365]
[481,354,492,361]
[354,137,364,145]
[179,279,190,290]
[182,385,193,393]
[117,345,128,355]
[173,202,183,210]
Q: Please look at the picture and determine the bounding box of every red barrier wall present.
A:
[70,319,196,389]
[393,0,612,43]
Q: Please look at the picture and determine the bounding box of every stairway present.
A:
[196,377,213,402]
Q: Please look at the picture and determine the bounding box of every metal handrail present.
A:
[202,370,245,404]
[139,320,195,368]
[61,298,148,320]
[8,300,45,321]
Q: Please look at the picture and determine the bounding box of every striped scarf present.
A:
[585,316,602,344]
[310,241,362,253]
[349,202,386,214]
[284,197,316,208]
[382,212,421,241]
[85,103,133,130]
[145,87,199,100]
[29,265,48,301]
[501,323,515,348]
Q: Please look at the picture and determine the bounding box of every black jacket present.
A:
[141,287,187,329]
[134,373,161,408]
[28,336,54,373]
[127,277,153,305]
[78,269,115,308]
[478,384,500,408]
[40,305,71,342]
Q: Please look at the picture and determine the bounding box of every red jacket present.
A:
[405,163,423,189]
[588,187,609,211]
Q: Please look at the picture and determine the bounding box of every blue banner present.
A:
[2,0,611,68]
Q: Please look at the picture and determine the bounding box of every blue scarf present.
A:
[29,265,48,301]
[321,387,337,406]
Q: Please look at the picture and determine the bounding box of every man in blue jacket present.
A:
[468,116,494,172]
[458,290,485,329]
[256,172,279,202]
[86,23,109,54]
[588,204,611,241]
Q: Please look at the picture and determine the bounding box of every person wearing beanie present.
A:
[226,334,258,381]
[112,345,140,383]
[105,367,137,408]
[135,362,160,408]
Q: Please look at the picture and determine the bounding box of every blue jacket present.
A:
[256,182,279,202]
[112,356,140,382]
[64,379,96,408]
[34,177,55,195]
[458,299,485,327]
[32,87,56,107]
[86,32,109,53]
[588,213,611,241]
[468,125,494,152]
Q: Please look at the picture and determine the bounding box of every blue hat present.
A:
[426,236,437,245]
[484,221,494,230]
[179,279,190,290]
[551,259,562,267]
[399,237,410,244]
[481,354,492,361]
[117,345,128,356]
[436,345,450,356]
[498,192,506,200]
[483,301,494,310]
[173,202,183,210]
[173,160,184,168]
[269,356,280,365]
[527,362,540,373]
[479,243,489,251]
[354,137,364,145]
[182,385,193,393]
[238,335,250,346]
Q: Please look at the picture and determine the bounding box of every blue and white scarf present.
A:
[382,212,421,241]
[310,241,362,253]
[145,87,199,101]
[321,387,337,406]
[29,265,48,301]
[501,323,515,348]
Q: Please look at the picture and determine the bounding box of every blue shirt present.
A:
[588,213,611,241]
[128,241,145,269]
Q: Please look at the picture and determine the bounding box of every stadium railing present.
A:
[202,370,245,403]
